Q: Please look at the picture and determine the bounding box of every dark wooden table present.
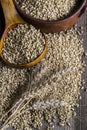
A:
[75,9,87,130]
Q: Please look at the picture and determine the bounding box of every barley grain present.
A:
[2,24,45,64]
[0,27,84,130]
[15,0,77,20]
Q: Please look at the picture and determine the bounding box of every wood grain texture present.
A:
[77,9,87,130]
[0,0,24,27]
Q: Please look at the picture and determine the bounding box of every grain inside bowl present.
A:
[2,24,45,65]
[15,0,78,21]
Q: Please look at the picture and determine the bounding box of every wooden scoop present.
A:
[0,0,48,68]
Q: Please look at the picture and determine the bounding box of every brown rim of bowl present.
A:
[13,0,87,24]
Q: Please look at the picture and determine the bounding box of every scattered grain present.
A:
[0,60,28,120]
[0,27,84,130]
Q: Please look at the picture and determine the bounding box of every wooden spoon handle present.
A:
[0,0,24,27]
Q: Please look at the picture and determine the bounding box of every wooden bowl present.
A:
[13,0,87,33]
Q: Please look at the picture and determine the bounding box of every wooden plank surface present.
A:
[77,9,87,130]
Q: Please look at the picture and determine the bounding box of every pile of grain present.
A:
[2,24,45,64]
[0,61,28,121]
[15,0,77,20]
[0,27,84,130]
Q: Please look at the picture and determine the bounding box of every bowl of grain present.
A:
[13,0,87,33]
